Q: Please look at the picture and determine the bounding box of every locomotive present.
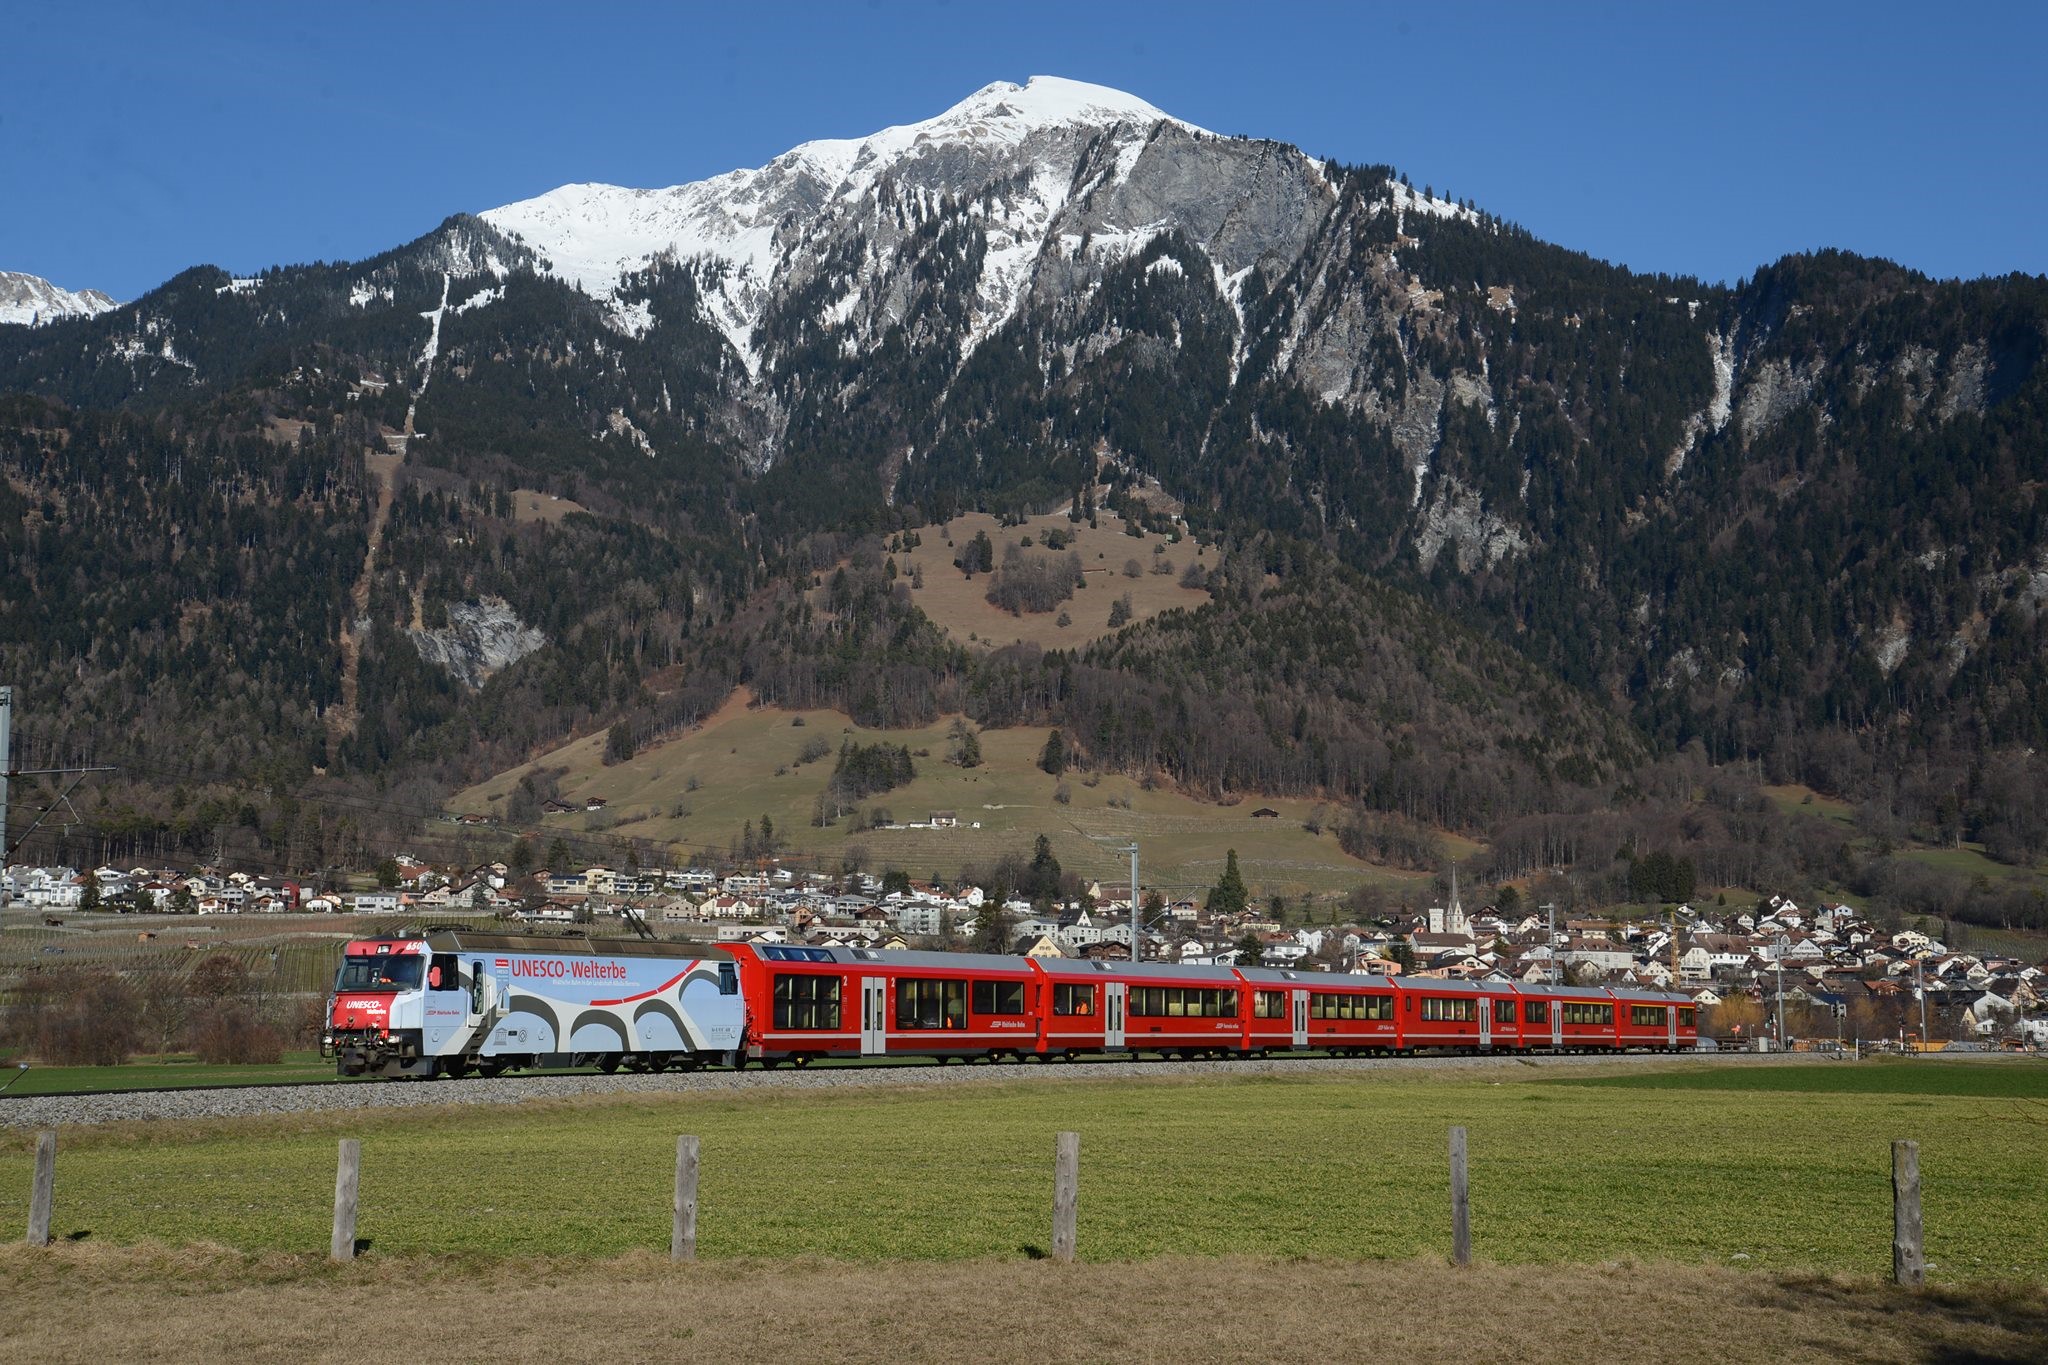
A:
[324,932,1698,1078]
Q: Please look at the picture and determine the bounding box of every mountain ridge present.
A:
[0,270,118,327]
[2,76,2046,884]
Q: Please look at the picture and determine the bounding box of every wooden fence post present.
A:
[673,1135,699,1262]
[1052,1130,1079,1264]
[1892,1139,1923,1287]
[331,1138,360,1262]
[26,1131,54,1247]
[1449,1126,1471,1268]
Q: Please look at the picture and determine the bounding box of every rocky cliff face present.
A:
[408,598,546,689]
[0,270,117,326]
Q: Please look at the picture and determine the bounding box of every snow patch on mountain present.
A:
[0,271,118,327]
[480,77,1205,369]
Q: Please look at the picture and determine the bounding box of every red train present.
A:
[725,944,1697,1065]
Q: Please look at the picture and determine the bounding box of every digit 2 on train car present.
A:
[324,932,743,1077]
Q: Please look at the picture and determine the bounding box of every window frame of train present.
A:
[971,978,1027,1016]
[896,977,967,1030]
[771,972,843,1030]
[1419,996,1477,1023]
[1630,1005,1670,1028]
[1253,990,1287,1019]
[1522,999,1549,1024]
[1561,1002,1615,1026]
[1678,1006,1697,1028]
[1052,982,1096,1016]
[1311,992,1393,1021]
[1129,986,1240,1018]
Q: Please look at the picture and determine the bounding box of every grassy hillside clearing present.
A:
[452,694,1436,898]
[884,507,1210,650]
[2,1061,2040,1281]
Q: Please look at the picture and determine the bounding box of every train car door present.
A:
[860,976,888,1055]
[1291,989,1309,1049]
[1550,1002,1563,1049]
[1667,1005,1678,1049]
[1105,981,1128,1048]
[1479,997,1494,1050]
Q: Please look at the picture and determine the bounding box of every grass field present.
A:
[0,1051,341,1096]
[452,693,1414,898]
[3,1060,2042,1283]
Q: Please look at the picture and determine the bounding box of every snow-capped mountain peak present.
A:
[479,76,1213,368]
[0,270,119,327]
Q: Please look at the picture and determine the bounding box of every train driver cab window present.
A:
[718,962,738,996]
[427,954,459,991]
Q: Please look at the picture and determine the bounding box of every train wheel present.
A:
[793,1055,812,1068]
[596,1057,620,1074]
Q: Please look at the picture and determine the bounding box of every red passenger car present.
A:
[726,943,1041,1064]
[1238,967,1400,1054]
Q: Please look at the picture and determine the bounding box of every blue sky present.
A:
[4,0,2042,302]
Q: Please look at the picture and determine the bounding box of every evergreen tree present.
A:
[1233,932,1266,967]
[1206,848,1249,918]
[1038,729,1067,777]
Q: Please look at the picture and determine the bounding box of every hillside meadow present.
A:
[451,693,1457,898]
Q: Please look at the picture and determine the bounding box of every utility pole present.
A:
[1916,957,1929,1051]
[0,686,117,896]
[1118,842,1139,963]
[0,686,10,900]
[1774,960,1786,1050]
[1542,902,1558,985]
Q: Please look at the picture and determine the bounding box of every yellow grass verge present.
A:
[1,1243,2042,1363]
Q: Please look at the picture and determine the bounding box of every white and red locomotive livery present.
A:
[325,932,743,1078]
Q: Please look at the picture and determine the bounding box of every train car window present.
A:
[1562,1002,1617,1026]
[897,978,965,1030]
[718,963,738,996]
[1254,990,1285,1019]
[971,979,1026,1016]
[1362,995,1392,1021]
[1523,1000,1549,1024]
[771,973,842,1030]
[1631,1005,1668,1027]
[1494,999,1516,1024]
[1053,982,1096,1016]
[1130,986,1236,1018]
[1678,1007,1697,1027]
[1420,997,1477,1023]
[470,961,484,1013]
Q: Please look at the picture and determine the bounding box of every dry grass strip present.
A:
[1,1243,2043,1363]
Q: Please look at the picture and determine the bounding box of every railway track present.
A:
[0,1048,1764,1128]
